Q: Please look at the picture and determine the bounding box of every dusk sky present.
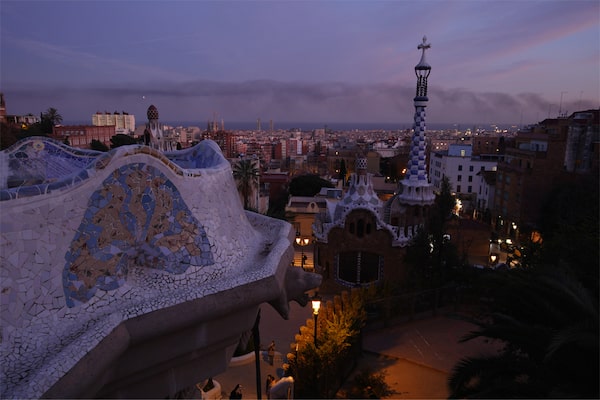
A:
[1,0,598,127]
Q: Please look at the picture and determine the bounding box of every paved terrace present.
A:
[202,302,497,399]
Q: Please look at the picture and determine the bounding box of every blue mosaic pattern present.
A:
[1,138,228,201]
[4,137,101,188]
[63,163,214,307]
[407,106,428,182]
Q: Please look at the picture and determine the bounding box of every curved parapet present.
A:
[0,138,321,398]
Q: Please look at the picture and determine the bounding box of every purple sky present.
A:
[1,0,598,126]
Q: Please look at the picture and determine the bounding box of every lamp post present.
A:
[295,236,310,270]
[311,295,321,348]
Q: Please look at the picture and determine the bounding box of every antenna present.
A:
[519,110,523,128]
[558,91,567,117]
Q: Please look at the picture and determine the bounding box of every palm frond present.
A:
[448,353,537,399]
[545,320,600,361]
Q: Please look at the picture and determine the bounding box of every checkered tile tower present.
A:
[398,36,435,206]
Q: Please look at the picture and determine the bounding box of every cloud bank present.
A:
[3,80,597,127]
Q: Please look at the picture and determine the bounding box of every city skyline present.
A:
[1,0,598,126]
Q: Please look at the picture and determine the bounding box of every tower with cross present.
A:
[386,36,435,238]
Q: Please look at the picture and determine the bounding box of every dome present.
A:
[147,105,159,121]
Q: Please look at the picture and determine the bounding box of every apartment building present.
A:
[493,110,599,240]
[52,125,115,149]
[429,144,500,215]
[92,112,135,135]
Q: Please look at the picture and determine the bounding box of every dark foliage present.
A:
[539,175,599,295]
[90,139,109,152]
[110,134,138,148]
[448,267,599,398]
[289,174,333,196]
[0,121,20,149]
[348,368,395,399]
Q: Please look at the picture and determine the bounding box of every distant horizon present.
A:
[62,120,524,132]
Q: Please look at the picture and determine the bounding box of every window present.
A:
[338,252,358,284]
[457,175,462,181]
[360,252,380,283]
[458,165,463,171]
[337,251,381,286]
[457,185,462,192]
[469,165,474,172]
[468,176,473,182]
[357,219,364,238]
[468,186,472,193]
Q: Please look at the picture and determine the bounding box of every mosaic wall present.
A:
[2,138,101,189]
[63,163,214,307]
[1,137,300,398]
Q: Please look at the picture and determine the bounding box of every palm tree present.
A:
[40,107,63,134]
[233,158,259,210]
[448,267,599,398]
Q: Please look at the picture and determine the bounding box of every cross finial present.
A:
[418,36,431,53]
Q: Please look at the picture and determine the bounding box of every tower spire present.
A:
[414,36,432,101]
[397,36,435,206]
[404,36,432,185]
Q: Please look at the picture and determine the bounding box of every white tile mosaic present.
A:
[1,138,320,399]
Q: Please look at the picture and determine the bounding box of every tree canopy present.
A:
[110,134,138,149]
[90,139,109,152]
[448,266,599,398]
[233,159,259,210]
[289,174,333,197]
[40,107,62,134]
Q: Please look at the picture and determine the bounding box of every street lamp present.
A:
[295,236,310,270]
[311,295,321,348]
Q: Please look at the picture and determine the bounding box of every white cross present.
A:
[418,36,431,54]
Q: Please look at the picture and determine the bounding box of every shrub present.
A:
[348,368,394,399]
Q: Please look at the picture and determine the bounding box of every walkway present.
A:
[191,301,495,399]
